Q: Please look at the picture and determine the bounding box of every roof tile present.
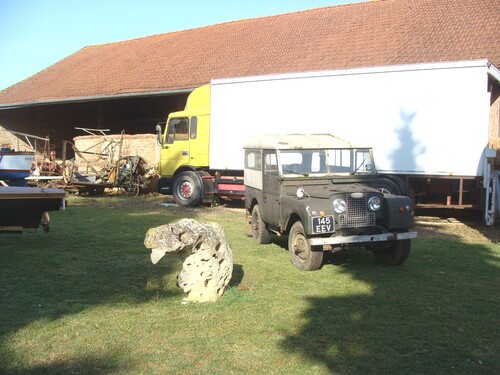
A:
[1,0,499,106]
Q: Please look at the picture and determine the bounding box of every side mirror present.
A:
[155,123,164,146]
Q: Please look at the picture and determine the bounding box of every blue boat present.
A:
[0,148,34,185]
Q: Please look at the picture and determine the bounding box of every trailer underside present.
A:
[407,175,482,209]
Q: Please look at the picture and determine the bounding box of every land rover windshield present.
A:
[279,148,376,176]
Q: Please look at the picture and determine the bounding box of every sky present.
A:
[0,0,365,91]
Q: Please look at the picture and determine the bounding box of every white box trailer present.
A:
[208,60,500,224]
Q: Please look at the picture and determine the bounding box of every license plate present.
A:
[312,215,334,234]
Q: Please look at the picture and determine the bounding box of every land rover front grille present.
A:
[338,194,375,228]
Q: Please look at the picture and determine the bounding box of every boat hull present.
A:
[0,150,34,180]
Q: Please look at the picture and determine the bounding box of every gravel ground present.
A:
[414,211,500,244]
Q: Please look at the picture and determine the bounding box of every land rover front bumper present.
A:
[308,231,417,246]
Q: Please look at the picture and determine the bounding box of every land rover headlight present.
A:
[368,196,382,211]
[333,198,346,214]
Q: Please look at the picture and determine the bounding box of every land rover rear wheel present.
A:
[288,221,323,271]
[373,239,410,266]
[251,204,271,244]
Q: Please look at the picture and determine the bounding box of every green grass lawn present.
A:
[0,195,499,374]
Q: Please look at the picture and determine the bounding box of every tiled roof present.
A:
[1,0,499,106]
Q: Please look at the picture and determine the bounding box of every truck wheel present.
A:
[373,239,410,266]
[251,204,271,244]
[373,178,402,195]
[172,171,203,207]
[288,221,323,271]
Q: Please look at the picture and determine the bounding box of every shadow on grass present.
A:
[229,263,245,288]
[0,199,195,374]
[280,230,500,374]
[2,352,121,375]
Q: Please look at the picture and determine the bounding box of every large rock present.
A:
[144,218,233,303]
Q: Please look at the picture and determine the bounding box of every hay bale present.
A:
[73,133,160,172]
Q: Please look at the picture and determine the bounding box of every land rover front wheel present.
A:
[288,221,323,271]
[172,171,203,207]
[251,204,271,244]
[373,239,410,266]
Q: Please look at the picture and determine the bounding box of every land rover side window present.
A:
[166,117,189,143]
[245,150,261,170]
[264,151,278,176]
[190,117,198,139]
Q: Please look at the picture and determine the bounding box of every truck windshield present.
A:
[279,148,376,176]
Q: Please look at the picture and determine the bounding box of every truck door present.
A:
[262,150,281,225]
[160,117,190,176]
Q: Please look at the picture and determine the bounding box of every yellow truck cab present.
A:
[158,85,210,178]
[156,85,245,206]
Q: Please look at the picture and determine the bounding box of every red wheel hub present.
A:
[179,181,192,198]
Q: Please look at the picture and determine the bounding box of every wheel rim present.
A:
[178,180,193,199]
[377,187,391,195]
[292,233,308,261]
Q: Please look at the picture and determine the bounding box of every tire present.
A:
[288,221,323,271]
[373,178,402,195]
[373,239,410,266]
[172,171,203,207]
[251,204,271,244]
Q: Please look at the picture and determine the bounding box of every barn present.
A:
[0,0,499,161]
